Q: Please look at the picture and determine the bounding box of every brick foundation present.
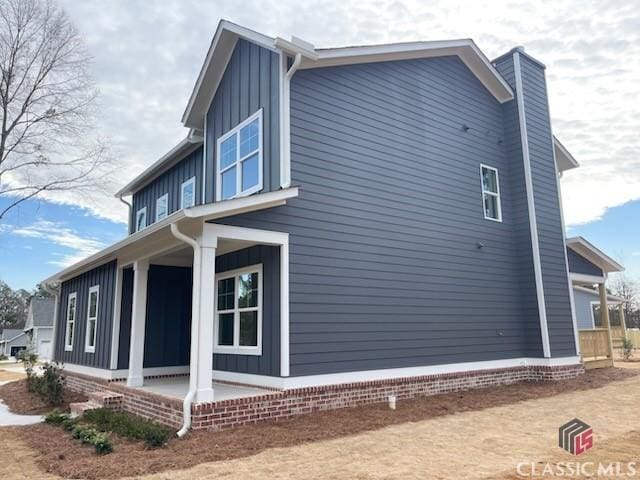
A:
[64,363,584,431]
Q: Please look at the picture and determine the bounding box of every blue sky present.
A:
[0,0,638,290]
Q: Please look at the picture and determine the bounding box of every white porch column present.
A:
[598,283,614,360]
[193,225,217,403]
[127,259,149,387]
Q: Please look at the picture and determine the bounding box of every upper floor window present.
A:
[85,285,99,353]
[65,292,77,351]
[214,264,262,355]
[135,207,147,232]
[480,165,502,222]
[181,177,195,209]
[156,193,168,221]
[216,109,263,201]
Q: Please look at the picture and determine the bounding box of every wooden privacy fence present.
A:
[626,329,640,348]
[579,329,613,370]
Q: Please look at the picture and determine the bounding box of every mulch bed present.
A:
[14,367,639,480]
[0,379,87,415]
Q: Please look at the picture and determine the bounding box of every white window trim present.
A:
[181,176,196,209]
[85,285,99,353]
[155,193,169,222]
[135,207,147,231]
[480,164,502,222]
[65,292,77,351]
[214,264,263,356]
[216,109,264,201]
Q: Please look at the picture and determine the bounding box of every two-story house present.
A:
[43,20,589,433]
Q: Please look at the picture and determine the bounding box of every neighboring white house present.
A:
[0,328,28,358]
[24,297,55,361]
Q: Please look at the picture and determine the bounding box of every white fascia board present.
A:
[308,39,514,103]
[554,137,579,172]
[184,187,298,222]
[114,138,202,198]
[566,237,624,273]
[274,37,319,60]
[41,188,299,286]
[182,20,278,129]
[570,272,607,285]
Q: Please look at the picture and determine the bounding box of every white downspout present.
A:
[118,195,133,234]
[170,223,201,438]
[281,53,302,189]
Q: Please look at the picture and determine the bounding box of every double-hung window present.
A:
[85,286,99,353]
[156,193,168,221]
[65,293,77,351]
[136,207,147,232]
[480,164,502,222]
[181,177,195,209]
[216,109,263,201]
[214,265,262,355]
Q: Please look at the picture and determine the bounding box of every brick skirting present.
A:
[64,363,584,431]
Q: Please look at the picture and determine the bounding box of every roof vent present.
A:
[290,36,315,52]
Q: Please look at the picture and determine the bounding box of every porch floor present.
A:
[135,377,273,402]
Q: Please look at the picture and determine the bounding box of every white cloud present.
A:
[17,0,630,229]
[11,219,106,268]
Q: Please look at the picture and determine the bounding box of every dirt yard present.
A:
[0,379,87,415]
[1,365,640,479]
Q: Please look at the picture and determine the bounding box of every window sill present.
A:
[216,185,263,203]
[64,346,73,352]
[214,346,262,356]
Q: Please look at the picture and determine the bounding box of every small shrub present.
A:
[71,424,85,440]
[93,432,113,455]
[83,408,172,448]
[19,348,39,392]
[44,410,69,425]
[62,417,78,431]
[0,353,7,361]
[80,427,100,445]
[621,338,634,361]
[39,362,66,406]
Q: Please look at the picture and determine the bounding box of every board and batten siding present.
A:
[204,38,280,203]
[567,248,604,277]
[54,260,117,369]
[130,147,203,233]
[213,245,281,376]
[219,55,548,376]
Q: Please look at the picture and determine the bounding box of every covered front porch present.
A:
[113,218,290,406]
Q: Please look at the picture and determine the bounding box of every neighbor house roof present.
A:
[182,20,514,130]
[25,297,55,330]
[566,237,624,273]
[0,328,27,343]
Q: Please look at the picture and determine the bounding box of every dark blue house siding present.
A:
[567,248,604,277]
[117,265,192,369]
[219,55,547,376]
[214,245,280,377]
[494,58,543,357]
[204,39,280,203]
[54,260,117,369]
[130,146,203,234]
[518,54,576,357]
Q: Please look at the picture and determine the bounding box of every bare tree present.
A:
[0,0,110,221]
[610,273,639,328]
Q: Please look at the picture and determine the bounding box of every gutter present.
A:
[280,53,302,188]
[169,223,201,438]
[118,195,133,234]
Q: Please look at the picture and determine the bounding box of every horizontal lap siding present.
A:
[54,260,117,368]
[213,245,280,377]
[567,248,604,277]
[130,147,203,233]
[205,39,280,203]
[223,55,540,376]
[519,56,576,357]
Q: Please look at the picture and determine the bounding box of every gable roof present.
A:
[182,20,514,129]
[25,297,55,329]
[554,137,579,172]
[0,328,27,343]
[566,237,624,273]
